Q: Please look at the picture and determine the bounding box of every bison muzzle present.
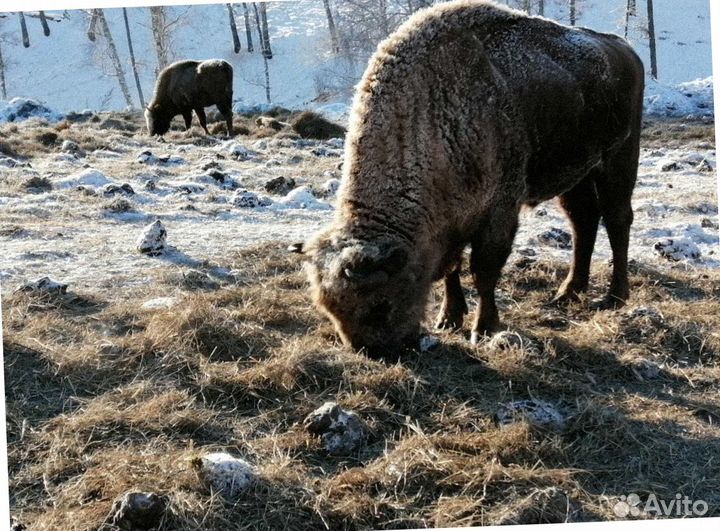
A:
[145,59,234,137]
[297,0,644,358]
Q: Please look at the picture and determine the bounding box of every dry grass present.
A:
[5,241,720,530]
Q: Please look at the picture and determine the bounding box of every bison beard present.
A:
[145,59,234,137]
[300,0,644,359]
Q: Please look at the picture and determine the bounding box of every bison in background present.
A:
[297,0,644,358]
[144,59,234,137]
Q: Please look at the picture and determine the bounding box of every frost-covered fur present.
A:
[145,60,234,136]
[303,0,644,356]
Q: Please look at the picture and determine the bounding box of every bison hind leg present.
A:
[217,101,234,137]
[435,262,468,331]
[552,174,601,305]
[593,142,639,309]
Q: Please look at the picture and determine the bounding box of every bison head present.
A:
[144,105,171,136]
[297,231,428,359]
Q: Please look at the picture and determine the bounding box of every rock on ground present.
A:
[487,330,540,355]
[15,277,68,295]
[194,452,256,498]
[654,238,701,261]
[304,402,367,455]
[137,219,167,255]
[496,399,567,430]
[537,228,572,249]
[106,491,167,531]
[232,190,272,208]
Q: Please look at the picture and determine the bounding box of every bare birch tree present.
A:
[150,7,170,74]
[259,2,272,59]
[569,0,576,25]
[253,3,271,102]
[646,0,657,78]
[87,9,99,41]
[323,0,340,53]
[96,9,133,107]
[39,11,50,36]
[123,7,145,108]
[18,12,29,48]
[0,42,7,99]
[227,4,241,53]
[242,3,254,52]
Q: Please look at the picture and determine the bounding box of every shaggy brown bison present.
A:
[296,0,644,358]
[145,59,234,136]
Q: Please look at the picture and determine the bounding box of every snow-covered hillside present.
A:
[0,0,713,113]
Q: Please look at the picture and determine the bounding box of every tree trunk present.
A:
[252,3,271,102]
[647,0,657,79]
[624,0,636,38]
[538,0,545,16]
[227,4,241,53]
[39,10,50,36]
[242,3,253,52]
[123,7,145,108]
[323,0,339,53]
[150,7,169,74]
[87,9,99,41]
[522,0,531,13]
[19,12,30,48]
[569,0,576,25]
[259,2,272,59]
[0,42,7,99]
[97,9,133,108]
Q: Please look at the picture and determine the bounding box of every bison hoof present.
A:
[435,315,464,331]
[590,294,627,311]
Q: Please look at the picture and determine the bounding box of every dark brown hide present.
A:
[145,59,234,136]
[304,0,644,357]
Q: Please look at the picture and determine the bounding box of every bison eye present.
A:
[360,300,391,327]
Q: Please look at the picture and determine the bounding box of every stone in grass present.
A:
[654,238,701,261]
[486,330,541,356]
[633,359,662,381]
[493,486,580,525]
[15,277,68,295]
[264,176,296,195]
[106,491,167,531]
[323,178,341,197]
[701,217,719,230]
[304,402,367,455]
[496,399,567,430]
[626,306,665,325]
[193,452,256,498]
[232,190,272,208]
[137,219,166,256]
[61,140,80,153]
[537,227,572,249]
[419,334,441,352]
[103,183,135,197]
[182,269,220,290]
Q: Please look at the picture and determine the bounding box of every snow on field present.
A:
[0,0,712,113]
[0,117,717,297]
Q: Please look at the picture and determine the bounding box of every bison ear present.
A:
[343,243,408,282]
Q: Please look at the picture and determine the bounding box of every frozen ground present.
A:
[0,113,717,300]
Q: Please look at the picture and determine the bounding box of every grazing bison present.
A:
[296,0,644,357]
[145,59,234,136]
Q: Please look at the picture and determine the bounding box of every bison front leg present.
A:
[552,174,601,304]
[181,110,193,131]
[435,265,468,331]
[469,211,519,344]
[194,107,210,135]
